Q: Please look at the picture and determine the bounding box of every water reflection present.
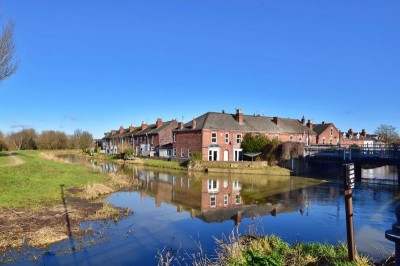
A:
[6,155,397,265]
[362,165,398,185]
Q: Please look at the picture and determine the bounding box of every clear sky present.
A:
[1,1,399,139]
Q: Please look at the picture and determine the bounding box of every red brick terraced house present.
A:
[312,122,341,145]
[128,118,178,157]
[339,129,378,147]
[172,109,317,161]
[102,118,178,156]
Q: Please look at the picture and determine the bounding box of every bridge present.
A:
[304,144,400,162]
[298,145,400,186]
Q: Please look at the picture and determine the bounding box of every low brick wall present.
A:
[201,161,269,168]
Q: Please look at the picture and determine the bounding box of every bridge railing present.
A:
[304,144,400,160]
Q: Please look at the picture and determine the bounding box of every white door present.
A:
[223,150,229,161]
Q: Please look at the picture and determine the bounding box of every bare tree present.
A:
[375,124,399,144]
[0,19,18,81]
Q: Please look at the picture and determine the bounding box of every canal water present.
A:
[3,158,399,265]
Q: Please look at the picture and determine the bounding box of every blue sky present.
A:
[1,1,399,138]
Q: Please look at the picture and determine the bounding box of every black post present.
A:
[343,163,356,262]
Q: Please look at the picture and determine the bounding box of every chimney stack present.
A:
[306,119,313,130]
[141,121,148,130]
[361,129,367,137]
[235,109,244,125]
[119,126,124,134]
[111,130,116,135]
[178,122,184,129]
[192,118,197,129]
[156,118,163,128]
[301,115,306,125]
[129,124,135,132]
[272,116,279,125]
[322,121,326,124]
[348,129,354,135]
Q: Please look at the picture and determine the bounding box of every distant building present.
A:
[339,128,378,147]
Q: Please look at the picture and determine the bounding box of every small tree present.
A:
[0,131,9,151]
[0,19,18,81]
[241,133,271,153]
[375,124,399,144]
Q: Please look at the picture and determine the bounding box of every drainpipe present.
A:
[385,203,400,266]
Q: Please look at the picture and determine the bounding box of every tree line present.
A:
[0,129,94,151]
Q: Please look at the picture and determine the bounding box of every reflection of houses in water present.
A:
[361,165,398,185]
[201,178,243,212]
[92,162,119,173]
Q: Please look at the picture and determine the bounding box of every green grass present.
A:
[0,150,108,209]
[223,235,372,266]
[0,153,11,166]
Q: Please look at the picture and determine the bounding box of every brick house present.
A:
[312,122,341,145]
[173,109,317,161]
[339,129,378,147]
[102,118,178,157]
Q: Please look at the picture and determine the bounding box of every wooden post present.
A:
[343,164,356,262]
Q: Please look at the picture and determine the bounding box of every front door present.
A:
[208,148,219,161]
[223,150,229,161]
[234,149,243,161]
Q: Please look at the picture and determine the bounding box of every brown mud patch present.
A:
[0,191,131,251]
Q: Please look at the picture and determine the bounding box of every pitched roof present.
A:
[176,111,316,135]
[313,123,333,135]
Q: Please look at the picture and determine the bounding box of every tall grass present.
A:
[0,150,108,209]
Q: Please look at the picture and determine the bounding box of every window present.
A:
[329,138,333,145]
[188,148,191,158]
[299,136,303,141]
[181,148,184,157]
[211,132,217,143]
[275,134,279,139]
[224,195,228,206]
[330,128,334,136]
[223,179,228,188]
[322,137,326,145]
[290,135,294,141]
[208,179,219,192]
[173,133,176,143]
[233,180,240,190]
[225,133,229,144]
[255,133,259,137]
[210,196,216,207]
[151,136,154,144]
[173,148,177,157]
[235,194,241,204]
[236,134,242,144]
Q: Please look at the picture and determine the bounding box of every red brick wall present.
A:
[316,125,340,145]
[174,130,203,158]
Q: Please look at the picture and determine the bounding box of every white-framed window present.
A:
[275,134,279,139]
[236,134,242,144]
[208,179,219,192]
[299,135,303,141]
[224,195,228,206]
[173,148,177,157]
[235,194,241,204]
[188,148,191,158]
[151,136,154,144]
[223,179,228,188]
[329,138,333,145]
[225,133,229,144]
[255,133,259,137]
[330,128,334,136]
[173,133,176,143]
[211,132,217,143]
[181,148,184,157]
[322,137,326,145]
[210,195,216,207]
[289,135,294,141]
[233,180,240,190]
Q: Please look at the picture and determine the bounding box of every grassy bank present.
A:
[0,150,109,209]
[159,233,376,266]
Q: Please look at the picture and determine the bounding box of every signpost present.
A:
[343,163,356,262]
